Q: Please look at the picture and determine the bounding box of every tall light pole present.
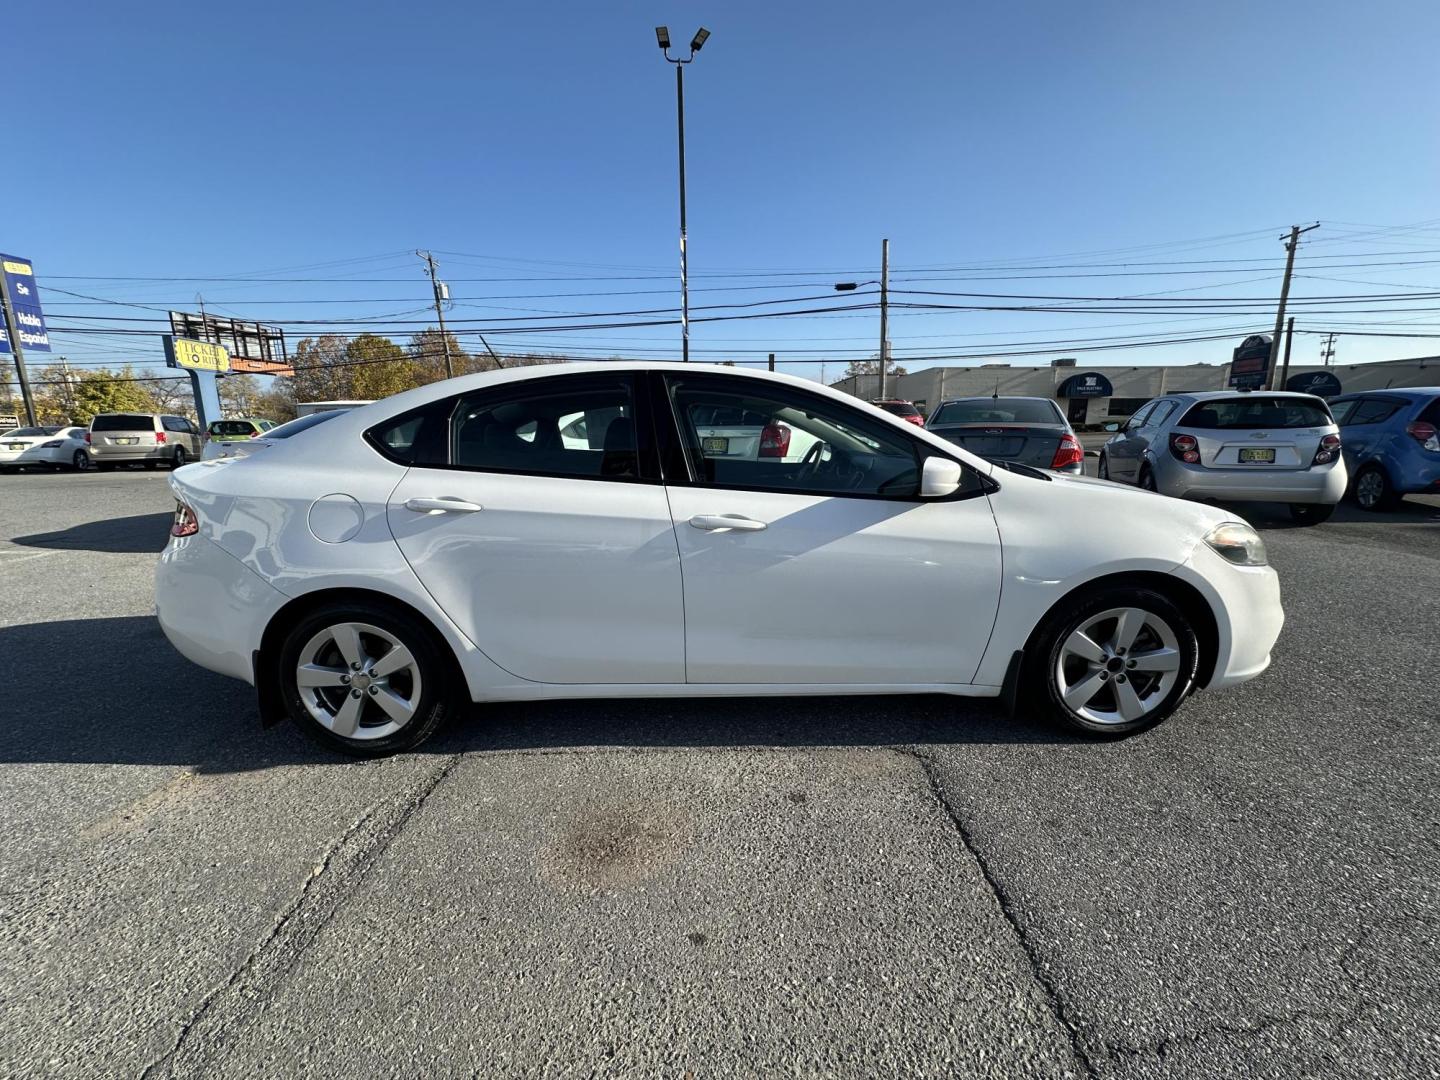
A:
[655,25,710,362]
[834,238,892,399]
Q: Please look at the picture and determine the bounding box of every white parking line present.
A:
[0,550,58,568]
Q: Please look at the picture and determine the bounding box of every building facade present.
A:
[832,355,1440,425]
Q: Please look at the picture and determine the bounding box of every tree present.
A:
[348,334,418,400]
[218,373,261,416]
[842,354,908,381]
[288,335,353,403]
[251,379,297,424]
[149,377,196,418]
[407,329,475,380]
[71,367,156,424]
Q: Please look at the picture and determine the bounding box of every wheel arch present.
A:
[254,586,470,727]
[1021,570,1220,689]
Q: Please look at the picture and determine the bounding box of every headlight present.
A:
[1204,522,1267,567]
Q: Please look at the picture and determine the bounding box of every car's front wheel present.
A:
[277,601,455,756]
[1030,587,1199,737]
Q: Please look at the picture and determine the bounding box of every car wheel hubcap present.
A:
[1055,607,1181,726]
[1358,472,1382,506]
[295,622,422,740]
[75,453,89,470]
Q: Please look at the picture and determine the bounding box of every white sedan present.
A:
[156,363,1283,756]
[0,426,92,472]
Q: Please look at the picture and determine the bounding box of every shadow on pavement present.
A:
[0,616,1080,770]
[13,512,173,553]
[1214,497,1440,530]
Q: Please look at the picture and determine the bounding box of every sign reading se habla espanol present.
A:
[0,254,52,353]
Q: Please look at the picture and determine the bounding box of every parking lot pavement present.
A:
[1,468,1437,1078]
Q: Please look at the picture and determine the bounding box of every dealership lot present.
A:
[1,468,1437,1078]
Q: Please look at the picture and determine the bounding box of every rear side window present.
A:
[1147,401,1177,427]
[1180,397,1332,429]
[162,416,193,433]
[1346,399,1406,426]
[1418,398,1440,426]
[931,398,1064,425]
[92,414,154,432]
[451,378,639,479]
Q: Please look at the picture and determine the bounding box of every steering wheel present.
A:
[797,440,826,481]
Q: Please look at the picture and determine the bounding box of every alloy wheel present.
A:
[73,451,91,471]
[1356,469,1384,509]
[295,622,424,740]
[1054,606,1182,726]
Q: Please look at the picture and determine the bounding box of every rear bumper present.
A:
[0,447,66,466]
[1155,457,1346,505]
[91,445,170,462]
[1389,452,1440,495]
[156,533,288,685]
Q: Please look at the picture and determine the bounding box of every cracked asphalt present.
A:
[0,468,1436,1078]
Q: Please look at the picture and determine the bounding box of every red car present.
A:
[870,399,925,426]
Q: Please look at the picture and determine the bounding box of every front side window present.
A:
[666,376,922,497]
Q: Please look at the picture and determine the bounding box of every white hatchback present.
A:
[156,363,1284,756]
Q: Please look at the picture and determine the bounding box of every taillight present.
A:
[155,431,167,444]
[171,501,199,538]
[249,430,261,438]
[1049,433,1084,470]
[84,432,91,444]
[758,421,791,458]
[1312,432,1342,465]
[1170,433,1201,464]
[1407,421,1440,451]
[904,414,925,426]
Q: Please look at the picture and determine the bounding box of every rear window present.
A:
[5,427,51,437]
[1179,397,1332,430]
[874,401,921,417]
[92,414,154,432]
[264,410,348,439]
[931,398,1064,425]
[209,420,259,436]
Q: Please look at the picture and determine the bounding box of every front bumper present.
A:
[1174,543,1284,690]
[156,533,288,685]
[1155,457,1346,505]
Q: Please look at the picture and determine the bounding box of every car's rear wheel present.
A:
[72,450,92,471]
[1289,503,1334,525]
[1138,464,1158,492]
[171,447,188,469]
[1030,587,1199,737]
[1353,464,1397,512]
[277,602,455,756]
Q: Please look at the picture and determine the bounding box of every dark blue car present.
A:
[1329,389,1440,510]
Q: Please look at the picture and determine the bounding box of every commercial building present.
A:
[833,355,1440,425]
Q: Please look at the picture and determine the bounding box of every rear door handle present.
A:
[689,514,767,532]
[405,497,484,514]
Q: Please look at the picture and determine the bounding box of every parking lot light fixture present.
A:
[654,26,671,50]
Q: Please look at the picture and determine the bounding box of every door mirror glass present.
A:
[920,456,963,498]
[1103,422,1120,432]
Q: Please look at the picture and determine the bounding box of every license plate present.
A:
[1239,448,1275,463]
[116,437,138,445]
[701,436,729,454]
[6,443,22,450]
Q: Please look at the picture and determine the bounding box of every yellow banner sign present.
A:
[172,338,230,373]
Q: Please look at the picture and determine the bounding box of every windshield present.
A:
[1180,397,1333,429]
[265,410,349,439]
[931,398,1063,425]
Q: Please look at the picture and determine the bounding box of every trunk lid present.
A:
[929,423,1067,469]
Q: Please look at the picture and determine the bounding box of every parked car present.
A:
[88,413,202,470]
[1328,389,1440,511]
[870,399,925,426]
[158,363,1282,756]
[0,426,92,472]
[926,396,1085,474]
[1098,391,1345,524]
[200,409,351,462]
[206,418,277,444]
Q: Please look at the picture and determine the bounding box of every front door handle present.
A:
[689,514,767,532]
[405,497,484,514]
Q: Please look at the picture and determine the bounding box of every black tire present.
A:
[276,600,457,757]
[1097,452,1110,481]
[1138,464,1158,492]
[1289,503,1334,525]
[172,446,188,469]
[72,450,92,472]
[1352,463,1397,512]
[1026,586,1199,737]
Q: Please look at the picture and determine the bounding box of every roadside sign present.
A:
[1285,371,1343,398]
[1228,335,1272,390]
[0,255,52,353]
[166,336,231,373]
[0,413,18,430]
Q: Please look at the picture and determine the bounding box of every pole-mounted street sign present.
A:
[0,255,51,354]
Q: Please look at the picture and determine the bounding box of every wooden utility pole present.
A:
[418,251,456,379]
[1279,316,1296,390]
[1268,224,1318,388]
[768,352,775,372]
[878,238,890,400]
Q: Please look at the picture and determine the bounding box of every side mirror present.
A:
[920,456,963,498]
[1103,422,1120,432]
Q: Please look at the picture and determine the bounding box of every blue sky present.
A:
[8,0,1440,383]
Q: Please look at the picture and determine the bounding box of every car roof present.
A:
[1165,390,1326,402]
[1332,387,1440,400]
[935,395,1060,405]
